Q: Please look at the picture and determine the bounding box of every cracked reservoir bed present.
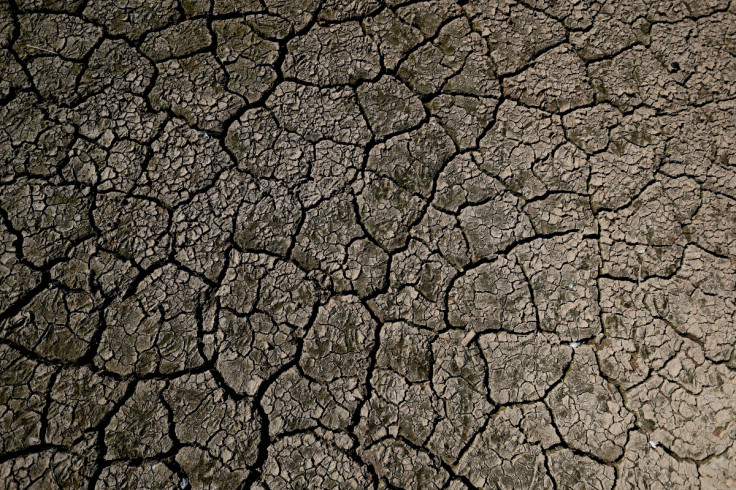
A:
[1,0,735,488]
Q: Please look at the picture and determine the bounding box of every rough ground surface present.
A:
[1,0,735,488]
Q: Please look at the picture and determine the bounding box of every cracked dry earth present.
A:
[1,0,736,489]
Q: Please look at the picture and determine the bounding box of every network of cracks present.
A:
[1,0,735,488]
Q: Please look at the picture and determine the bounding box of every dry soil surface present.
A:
[1,0,736,488]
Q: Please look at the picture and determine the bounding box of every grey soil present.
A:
[1,0,735,488]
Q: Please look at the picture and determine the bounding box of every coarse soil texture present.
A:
[1,0,736,488]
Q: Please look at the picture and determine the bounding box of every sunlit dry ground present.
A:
[1,0,735,488]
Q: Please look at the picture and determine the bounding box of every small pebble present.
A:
[461,330,476,346]
[670,61,680,72]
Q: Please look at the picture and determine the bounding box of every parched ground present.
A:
[1,0,735,488]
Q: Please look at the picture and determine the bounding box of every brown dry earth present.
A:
[1,0,735,488]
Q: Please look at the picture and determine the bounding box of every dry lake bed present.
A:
[1,0,735,487]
